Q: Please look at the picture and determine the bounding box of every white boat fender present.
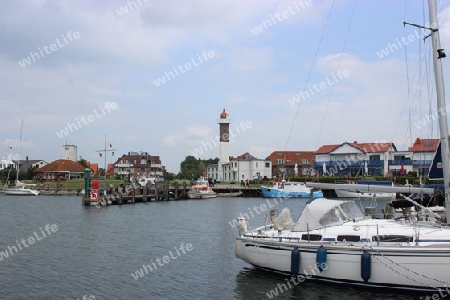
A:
[237,218,249,236]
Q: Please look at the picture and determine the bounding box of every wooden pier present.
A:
[82,182,264,206]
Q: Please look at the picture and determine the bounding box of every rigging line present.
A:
[405,13,412,148]
[314,0,358,149]
[283,0,336,150]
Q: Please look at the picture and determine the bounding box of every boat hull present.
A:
[335,189,396,199]
[235,238,450,292]
[216,191,243,197]
[186,192,216,199]
[3,188,39,196]
[261,186,323,199]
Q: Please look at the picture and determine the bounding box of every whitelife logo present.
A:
[18,31,80,68]
[152,50,215,87]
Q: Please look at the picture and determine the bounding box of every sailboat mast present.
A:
[16,121,24,183]
[428,0,450,222]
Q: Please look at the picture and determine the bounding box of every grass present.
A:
[33,179,125,189]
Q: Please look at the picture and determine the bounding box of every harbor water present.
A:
[0,195,422,299]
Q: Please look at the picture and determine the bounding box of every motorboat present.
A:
[261,180,323,199]
[187,177,216,199]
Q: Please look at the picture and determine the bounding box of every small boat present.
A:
[261,180,323,199]
[4,181,39,196]
[216,190,243,197]
[187,177,216,199]
[3,122,39,196]
[334,180,396,199]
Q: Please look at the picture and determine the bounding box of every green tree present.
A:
[179,156,219,179]
[78,158,88,168]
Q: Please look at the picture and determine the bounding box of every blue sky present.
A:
[1,0,450,172]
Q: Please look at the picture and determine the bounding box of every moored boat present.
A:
[187,177,216,199]
[235,197,450,292]
[261,180,323,199]
[235,0,450,292]
[334,180,396,199]
[3,181,39,196]
[216,190,243,197]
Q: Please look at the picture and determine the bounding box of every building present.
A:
[265,151,315,178]
[217,108,230,181]
[15,158,48,173]
[314,141,397,177]
[63,144,77,161]
[205,108,272,182]
[407,138,439,176]
[113,151,164,179]
[34,159,85,181]
[207,152,272,182]
[86,162,99,177]
[0,159,15,171]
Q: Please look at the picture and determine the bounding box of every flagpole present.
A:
[95,134,115,190]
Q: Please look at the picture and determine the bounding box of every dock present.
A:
[81,182,265,206]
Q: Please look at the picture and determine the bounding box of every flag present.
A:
[429,141,443,180]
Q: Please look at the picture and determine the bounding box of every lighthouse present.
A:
[217,108,230,181]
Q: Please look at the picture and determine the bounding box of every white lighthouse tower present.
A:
[217,108,230,181]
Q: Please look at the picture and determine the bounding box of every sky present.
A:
[1,0,450,173]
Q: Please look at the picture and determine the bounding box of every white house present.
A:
[207,152,272,183]
[314,141,397,177]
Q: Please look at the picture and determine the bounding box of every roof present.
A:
[88,163,99,176]
[230,152,258,161]
[35,159,85,173]
[315,144,341,154]
[265,151,315,166]
[15,160,47,172]
[316,141,396,154]
[408,138,439,152]
[114,153,162,167]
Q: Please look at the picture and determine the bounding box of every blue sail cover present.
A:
[429,141,443,180]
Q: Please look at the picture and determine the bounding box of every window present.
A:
[301,234,322,241]
[337,235,360,242]
[302,159,309,164]
[265,162,270,168]
[255,162,258,168]
[372,235,413,242]
[277,159,284,164]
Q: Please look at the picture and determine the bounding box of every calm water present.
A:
[0,196,423,300]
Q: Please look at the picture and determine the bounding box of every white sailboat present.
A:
[3,122,39,196]
[235,0,450,292]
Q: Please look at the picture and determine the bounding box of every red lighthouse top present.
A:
[220,108,228,118]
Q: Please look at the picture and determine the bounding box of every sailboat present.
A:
[3,122,39,196]
[235,0,450,292]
